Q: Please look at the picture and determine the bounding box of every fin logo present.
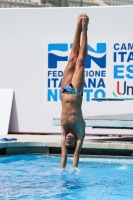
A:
[48,43,106,69]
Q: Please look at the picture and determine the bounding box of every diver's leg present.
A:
[61,15,82,88]
[71,14,89,90]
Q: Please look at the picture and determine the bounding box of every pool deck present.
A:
[0,134,133,156]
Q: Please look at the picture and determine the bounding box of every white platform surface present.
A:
[0,89,13,135]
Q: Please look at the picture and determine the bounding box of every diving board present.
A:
[83,113,133,128]
[53,113,133,129]
[92,98,133,101]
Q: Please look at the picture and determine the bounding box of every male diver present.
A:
[61,13,89,170]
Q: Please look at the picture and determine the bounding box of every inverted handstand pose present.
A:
[61,13,89,170]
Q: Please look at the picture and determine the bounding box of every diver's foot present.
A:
[82,13,89,31]
[77,14,82,32]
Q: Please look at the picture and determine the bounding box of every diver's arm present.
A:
[73,134,85,168]
[60,134,67,169]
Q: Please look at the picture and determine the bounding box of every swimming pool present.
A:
[0,155,133,200]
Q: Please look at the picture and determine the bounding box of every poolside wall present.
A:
[0,6,133,133]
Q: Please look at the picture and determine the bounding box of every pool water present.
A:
[0,155,133,200]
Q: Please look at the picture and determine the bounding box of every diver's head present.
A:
[65,132,76,148]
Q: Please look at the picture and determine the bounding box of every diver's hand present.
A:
[71,167,78,174]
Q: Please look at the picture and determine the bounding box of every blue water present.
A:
[0,155,133,200]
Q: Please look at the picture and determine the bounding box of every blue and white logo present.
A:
[48,43,106,69]
[47,43,107,102]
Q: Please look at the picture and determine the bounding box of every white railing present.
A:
[68,0,133,5]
